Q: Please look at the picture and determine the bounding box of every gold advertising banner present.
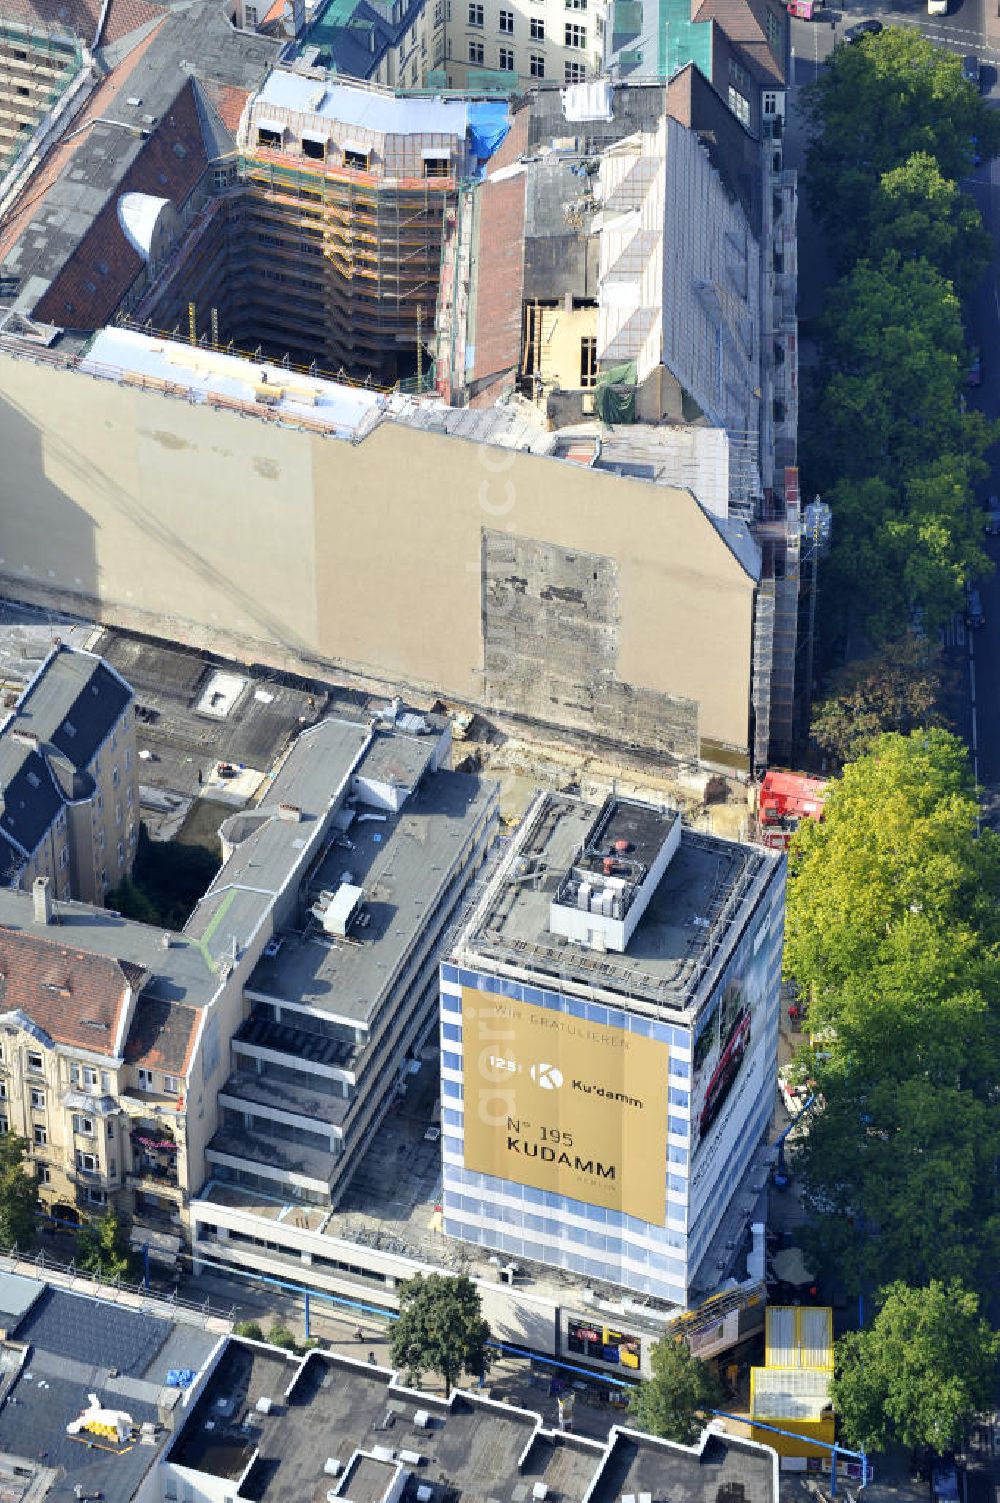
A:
[461,986,669,1225]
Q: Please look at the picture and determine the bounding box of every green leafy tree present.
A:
[77,1208,133,1281]
[104,875,159,926]
[234,1319,265,1340]
[629,1336,724,1445]
[268,1323,300,1351]
[0,1136,38,1249]
[832,1281,999,1452]
[804,29,1000,265]
[810,632,948,765]
[785,729,994,996]
[865,154,992,299]
[390,1273,492,1397]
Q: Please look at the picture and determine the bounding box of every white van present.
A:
[928,0,947,15]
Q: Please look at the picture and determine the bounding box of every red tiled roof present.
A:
[692,0,787,85]
[197,78,251,137]
[0,927,146,1055]
[124,994,198,1077]
[0,21,163,266]
[470,171,525,389]
[0,0,163,47]
[33,77,212,329]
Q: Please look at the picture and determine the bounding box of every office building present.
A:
[163,1332,781,1502]
[440,791,785,1306]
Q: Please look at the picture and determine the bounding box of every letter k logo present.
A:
[530,1063,563,1090]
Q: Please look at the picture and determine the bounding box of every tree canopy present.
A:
[0,1136,38,1250]
[832,1281,999,1453]
[390,1273,492,1397]
[77,1208,134,1281]
[799,28,996,650]
[629,1336,724,1445]
[810,632,949,766]
[805,29,1000,263]
[785,732,1000,1296]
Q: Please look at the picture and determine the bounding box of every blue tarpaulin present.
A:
[467,101,510,162]
[165,1369,196,1388]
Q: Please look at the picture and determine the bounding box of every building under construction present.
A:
[144,72,509,383]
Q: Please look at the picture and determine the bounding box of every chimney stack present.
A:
[32,875,52,926]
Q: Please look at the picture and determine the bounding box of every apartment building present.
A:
[441,791,785,1304]
[227,71,508,379]
[441,0,608,90]
[0,645,139,905]
[0,20,83,180]
[274,0,447,93]
[0,891,195,1229]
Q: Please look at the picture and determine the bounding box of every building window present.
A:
[58,847,69,869]
[112,765,120,788]
[30,1088,45,1111]
[117,840,125,865]
[498,45,514,67]
[73,1114,95,1136]
[765,7,780,44]
[344,147,370,171]
[499,7,513,29]
[138,1068,154,1092]
[580,336,597,388]
[530,52,545,74]
[564,60,586,80]
[0,1083,5,1101]
[26,1051,43,1073]
[566,0,587,9]
[244,2,258,21]
[108,1119,115,1139]
[468,39,484,61]
[302,135,326,160]
[76,1150,97,1173]
[163,1074,179,1095]
[468,1,483,21]
[33,1125,47,1147]
[0,1116,7,1135]
[728,86,751,127]
[530,15,544,37]
[82,1066,98,1090]
[124,748,132,771]
[424,155,450,177]
[564,22,586,46]
[763,90,778,115]
[37,1164,51,1185]
[85,1188,106,1206]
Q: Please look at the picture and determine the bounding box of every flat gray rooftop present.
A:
[247,765,494,1028]
[460,792,769,1017]
[0,1284,205,1503]
[168,1342,777,1503]
[588,1431,775,1503]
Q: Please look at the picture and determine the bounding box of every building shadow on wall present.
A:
[0,385,99,617]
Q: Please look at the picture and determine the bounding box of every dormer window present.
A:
[257,122,284,149]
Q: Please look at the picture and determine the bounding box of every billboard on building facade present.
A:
[687,909,777,1221]
[462,986,669,1225]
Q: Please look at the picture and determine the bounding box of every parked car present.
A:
[963,54,981,88]
[966,586,985,628]
[844,17,883,39]
[932,1462,959,1503]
